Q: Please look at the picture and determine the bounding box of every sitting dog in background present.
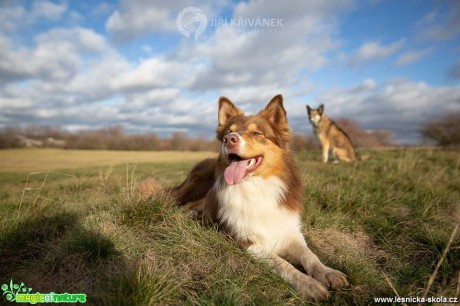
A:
[307,104,356,163]
[172,95,348,302]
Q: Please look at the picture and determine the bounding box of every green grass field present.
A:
[0,148,459,305]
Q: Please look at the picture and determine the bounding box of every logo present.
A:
[176,7,207,40]
[2,280,86,304]
[176,7,284,41]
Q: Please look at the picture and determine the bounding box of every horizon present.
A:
[1,1,459,144]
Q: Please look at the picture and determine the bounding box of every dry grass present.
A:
[0,148,216,172]
[0,148,459,305]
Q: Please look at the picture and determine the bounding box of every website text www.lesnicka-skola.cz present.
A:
[374,296,458,304]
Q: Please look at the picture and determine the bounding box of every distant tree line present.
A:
[334,118,394,148]
[420,112,460,147]
[292,118,394,151]
[2,112,457,151]
[0,125,220,151]
[0,120,396,151]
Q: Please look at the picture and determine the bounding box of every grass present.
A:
[0,148,216,172]
[0,148,459,305]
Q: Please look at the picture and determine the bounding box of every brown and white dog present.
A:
[172,95,348,301]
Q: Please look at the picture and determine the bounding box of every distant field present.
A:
[0,148,459,305]
[0,148,217,172]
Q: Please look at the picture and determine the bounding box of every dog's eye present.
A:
[251,131,263,136]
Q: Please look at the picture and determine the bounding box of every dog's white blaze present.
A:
[216,176,303,254]
[311,114,321,125]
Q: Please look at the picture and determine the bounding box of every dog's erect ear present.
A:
[260,94,288,126]
[259,94,290,146]
[319,104,324,114]
[306,105,311,114]
[218,97,243,127]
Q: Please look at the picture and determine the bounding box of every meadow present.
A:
[0,148,459,305]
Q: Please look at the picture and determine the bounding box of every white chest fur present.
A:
[216,176,302,254]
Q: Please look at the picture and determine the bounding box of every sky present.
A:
[0,0,459,144]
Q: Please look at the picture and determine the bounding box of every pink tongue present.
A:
[224,159,251,185]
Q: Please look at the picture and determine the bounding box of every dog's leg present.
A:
[248,245,329,302]
[332,147,340,163]
[284,236,348,290]
[321,142,330,163]
[333,148,352,163]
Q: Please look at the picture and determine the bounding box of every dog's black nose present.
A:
[223,133,239,147]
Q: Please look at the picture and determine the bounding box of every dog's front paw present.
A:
[312,266,349,289]
[295,274,330,302]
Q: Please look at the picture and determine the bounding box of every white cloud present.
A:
[416,1,460,42]
[0,4,24,31]
[394,48,432,67]
[0,1,67,31]
[35,27,108,53]
[31,1,67,21]
[349,39,405,66]
[90,2,113,17]
[182,0,352,93]
[0,27,110,83]
[112,57,192,91]
[64,52,131,101]
[0,97,32,109]
[358,78,377,91]
[106,8,171,40]
[105,0,225,42]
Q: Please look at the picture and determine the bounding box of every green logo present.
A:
[2,280,86,304]
[2,280,32,302]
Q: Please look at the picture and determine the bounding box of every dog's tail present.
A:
[137,158,216,205]
[137,177,164,199]
[169,158,217,206]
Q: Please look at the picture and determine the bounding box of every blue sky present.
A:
[0,0,459,144]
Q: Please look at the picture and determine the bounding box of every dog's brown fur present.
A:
[170,95,348,301]
[307,104,356,163]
